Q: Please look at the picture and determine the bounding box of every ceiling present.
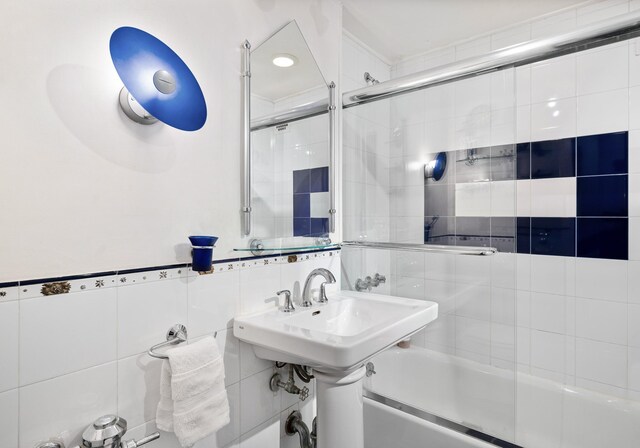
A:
[342,0,591,62]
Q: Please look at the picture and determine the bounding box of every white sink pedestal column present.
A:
[314,365,366,448]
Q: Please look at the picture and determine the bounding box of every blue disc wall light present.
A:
[110,26,207,131]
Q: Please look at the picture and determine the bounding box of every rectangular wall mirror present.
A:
[237,21,337,255]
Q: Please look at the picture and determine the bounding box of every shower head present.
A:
[364,72,380,85]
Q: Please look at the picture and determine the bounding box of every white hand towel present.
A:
[155,336,230,447]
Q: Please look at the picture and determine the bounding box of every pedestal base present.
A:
[314,366,366,448]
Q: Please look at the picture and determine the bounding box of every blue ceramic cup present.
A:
[189,235,218,272]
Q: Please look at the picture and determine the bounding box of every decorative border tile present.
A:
[9,247,340,299]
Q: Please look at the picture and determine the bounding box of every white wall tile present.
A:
[491,287,516,325]
[20,288,117,385]
[240,340,272,381]
[117,279,188,359]
[117,353,162,429]
[425,252,456,282]
[516,254,531,292]
[530,255,571,296]
[630,218,640,261]
[187,270,239,338]
[531,9,576,40]
[576,338,627,388]
[455,182,491,216]
[577,88,629,136]
[577,43,629,95]
[240,369,280,434]
[575,298,627,345]
[456,255,491,286]
[630,130,640,174]
[0,389,18,448]
[629,304,640,347]
[491,25,531,51]
[530,177,576,217]
[394,276,425,300]
[20,363,117,448]
[0,302,18,393]
[516,66,531,106]
[530,330,567,373]
[456,284,490,321]
[424,280,456,314]
[217,328,241,387]
[530,293,566,334]
[455,316,491,359]
[516,180,531,216]
[575,258,627,302]
[239,416,280,448]
[492,253,516,290]
[629,346,640,391]
[531,55,576,103]
[516,104,532,143]
[394,252,425,278]
[239,265,281,315]
[531,97,577,141]
[424,314,456,350]
[576,0,629,26]
[517,290,531,328]
[629,38,640,87]
[491,181,515,216]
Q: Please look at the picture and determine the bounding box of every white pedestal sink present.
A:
[234,290,438,448]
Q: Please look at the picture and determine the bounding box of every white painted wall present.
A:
[0,0,342,283]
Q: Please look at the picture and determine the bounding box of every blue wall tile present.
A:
[517,143,531,180]
[517,217,531,254]
[577,132,628,176]
[293,169,310,194]
[309,167,329,193]
[577,218,628,260]
[531,138,575,179]
[309,218,329,237]
[531,218,576,256]
[577,175,628,217]
[293,193,310,218]
[293,218,311,237]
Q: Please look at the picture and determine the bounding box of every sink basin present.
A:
[233,290,438,371]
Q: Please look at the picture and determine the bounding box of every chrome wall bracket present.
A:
[242,40,252,236]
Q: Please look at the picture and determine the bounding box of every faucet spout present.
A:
[301,268,336,306]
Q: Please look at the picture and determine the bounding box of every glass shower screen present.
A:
[342,68,518,444]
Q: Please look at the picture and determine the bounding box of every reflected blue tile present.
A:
[577,132,628,176]
[293,218,311,237]
[309,218,329,237]
[531,138,575,179]
[531,218,575,256]
[517,143,531,180]
[293,169,310,194]
[456,217,490,247]
[309,167,329,193]
[491,145,516,181]
[424,216,455,245]
[293,193,310,218]
[577,218,628,260]
[517,217,531,254]
[491,217,516,253]
[577,175,628,217]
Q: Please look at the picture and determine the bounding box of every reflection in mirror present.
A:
[248,21,331,247]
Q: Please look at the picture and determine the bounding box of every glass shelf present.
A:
[233,237,338,255]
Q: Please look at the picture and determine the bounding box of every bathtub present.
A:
[363,347,640,448]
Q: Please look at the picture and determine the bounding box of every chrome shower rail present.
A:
[341,241,497,256]
[251,98,329,131]
[242,40,252,236]
[343,10,640,107]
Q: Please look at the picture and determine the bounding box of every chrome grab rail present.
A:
[341,241,497,256]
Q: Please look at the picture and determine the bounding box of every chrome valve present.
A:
[71,415,159,448]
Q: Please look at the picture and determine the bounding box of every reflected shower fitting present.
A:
[355,273,386,292]
[363,72,380,85]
